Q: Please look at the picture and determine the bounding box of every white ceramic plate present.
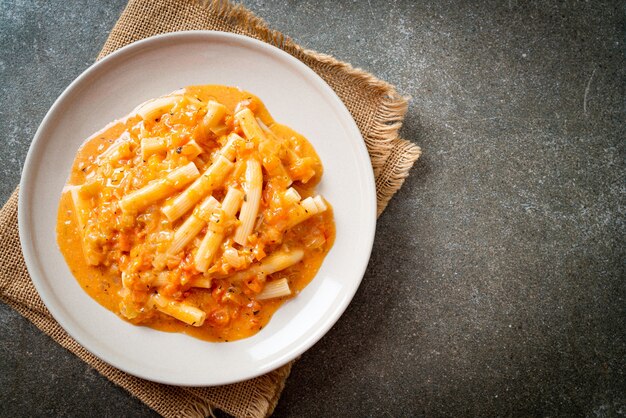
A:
[19,31,376,386]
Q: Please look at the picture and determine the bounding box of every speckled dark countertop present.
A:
[1,1,624,417]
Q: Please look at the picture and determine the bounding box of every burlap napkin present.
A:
[0,0,421,416]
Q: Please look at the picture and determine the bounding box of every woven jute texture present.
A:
[0,0,421,417]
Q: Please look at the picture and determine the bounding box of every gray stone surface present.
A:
[1,0,624,417]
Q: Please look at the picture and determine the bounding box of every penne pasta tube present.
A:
[162,155,234,222]
[256,249,304,275]
[99,141,133,165]
[234,159,262,245]
[283,187,301,205]
[194,231,223,273]
[220,187,246,218]
[141,137,168,159]
[167,195,220,255]
[194,187,244,272]
[234,108,267,144]
[300,196,319,213]
[151,293,206,326]
[95,132,132,165]
[202,100,228,134]
[180,139,204,160]
[286,148,317,183]
[152,271,170,288]
[313,195,328,211]
[220,132,242,161]
[285,195,328,229]
[188,277,212,289]
[257,278,291,300]
[118,162,200,213]
[135,95,182,121]
[230,249,304,283]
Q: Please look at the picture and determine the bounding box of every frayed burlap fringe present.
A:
[179,400,215,418]
[182,359,293,418]
[2,0,422,417]
[376,139,423,216]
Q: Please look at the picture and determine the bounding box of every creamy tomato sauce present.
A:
[57,85,335,342]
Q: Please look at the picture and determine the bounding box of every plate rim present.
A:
[18,30,377,386]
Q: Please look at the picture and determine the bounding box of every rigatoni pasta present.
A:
[194,187,244,273]
[56,85,335,342]
[233,158,262,245]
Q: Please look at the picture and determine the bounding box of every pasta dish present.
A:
[56,85,335,342]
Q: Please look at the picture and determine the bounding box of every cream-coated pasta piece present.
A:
[194,231,224,273]
[135,95,183,121]
[180,139,204,160]
[189,277,212,289]
[202,100,228,135]
[150,293,206,327]
[283,187,301,205]
[230,249,304,283]
[313,195,328,211]
[167,195,220,255]
[97,137,133,165]
[285,195,328,229]
[220,132,242,161]
[118,162,200,213]
[300,196,319,213]
[194,187,244,272]
[162,135,241,222]
[140,137,168,159]
[233,159,262,246]
[234,107,267,144]
[257,278,291,300]
[162,155,233,222]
